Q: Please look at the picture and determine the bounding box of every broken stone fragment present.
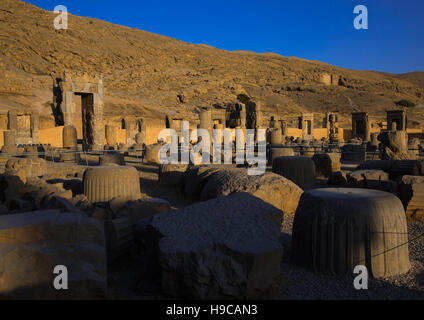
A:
[0,210,107,299]
[397,175,424,221]
[347,169,389,187]
[135,192,283,299]
[42,195,86,215]
[117,196,171,224]
[312,153,341,177]
[5,158,47,180]
[158,163,188,187]
[104,217,135,264]
[346,169,397,192]
[327,171,347,186]
[200,167,302,216]
[144,143,164,164]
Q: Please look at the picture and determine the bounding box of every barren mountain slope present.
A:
[0,0,423,128]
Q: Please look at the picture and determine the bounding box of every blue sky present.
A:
[26,0,424,74]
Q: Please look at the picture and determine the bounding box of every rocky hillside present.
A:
[1,0,424,128]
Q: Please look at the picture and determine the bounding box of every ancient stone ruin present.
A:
[0,70,422,302]
[387,109,407,131]
[299,112,314,141]
[7,110,39,145]
[52,71,104,150]
[352,111,371,141]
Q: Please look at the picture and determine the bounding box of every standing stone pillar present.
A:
[30,110,39,144]
[92,91,104,151]
[63,125,77,149]
[4,131,16,147]
[364,117,371,142]
[7,110,18,132]
[239,104,246,129]
[61,125,78,163]
[255,102,263,130]
[280,120,287,136]
[199,109,212,138]
[139,120,147,145]
[63,91,75,126]
[135,120,147,146]
[105,125,118,147]
[166,115,176,130]
[1,130,17,154]
[125,118,137,147]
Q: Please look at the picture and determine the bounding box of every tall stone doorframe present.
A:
[386,109,407,131]
[299,113,314,141]
[53,72,104,150]
[245,102,262,130]
[7,110,39,145]
[352,112,370,141]
[224,103,244,129]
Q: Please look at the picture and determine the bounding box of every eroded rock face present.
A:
[0,210,107,299]
[136,192,283,299]
[200,168,303,216]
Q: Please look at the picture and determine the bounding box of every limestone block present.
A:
[200,168,303,216]
[135,192,283,299]
[312,153,341,177]
[0,210,107,299]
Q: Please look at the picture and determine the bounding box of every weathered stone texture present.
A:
[83,166,141,203]
[135,192,283,299]
[292,188,410,278]
[0,210,107,299]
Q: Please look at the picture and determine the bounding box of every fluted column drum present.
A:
[292,188,410,278]
[83,166,141,203]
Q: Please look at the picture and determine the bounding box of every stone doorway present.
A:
[74,93,95,148]
[355,119,365,136]
[52,72,104,150]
